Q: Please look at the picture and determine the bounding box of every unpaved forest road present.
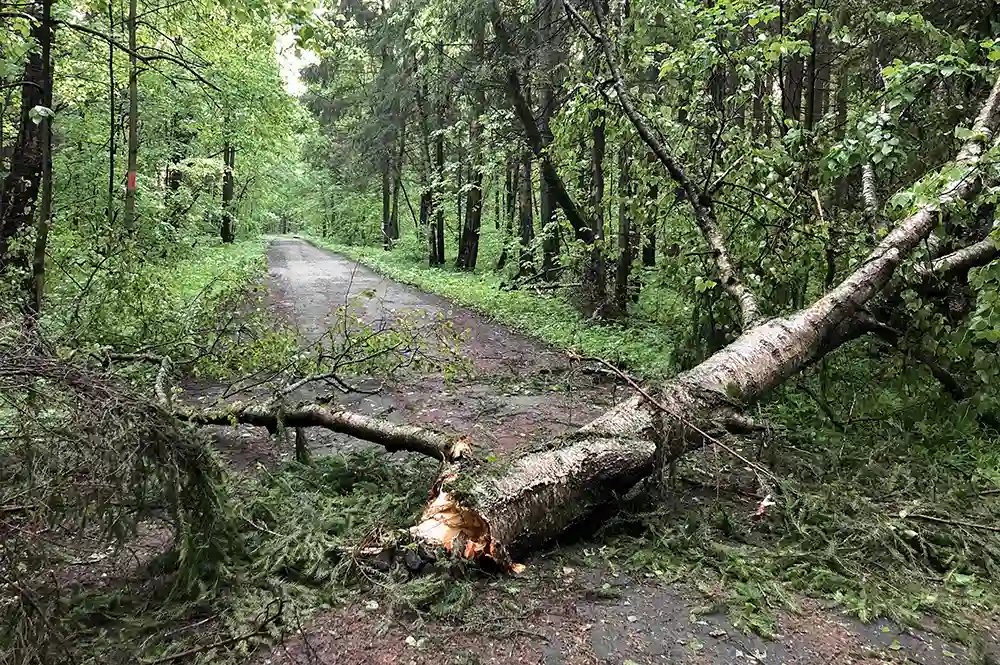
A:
[256,239,991,665]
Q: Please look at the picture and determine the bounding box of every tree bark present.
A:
[182,401,467,462]
[382,156,392,249]
[220,142,235,244]
[457,17,486,271]
[123,0,139,230]
[0,3,48,280]
[516,151,535,278]
[581,107,608,316]
[613,146,633,315]
[28,0,53,321]
[405,74,1000,569]
[537,0,564,281]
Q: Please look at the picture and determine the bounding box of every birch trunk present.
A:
[408,76,1000,568]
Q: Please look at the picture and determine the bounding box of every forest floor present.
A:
[246,238,991,665]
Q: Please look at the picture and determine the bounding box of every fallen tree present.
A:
[156,72,1000,572]
[397,66,1000,568]
[104,63,995,573]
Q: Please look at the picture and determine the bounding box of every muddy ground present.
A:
[241,239,990,665]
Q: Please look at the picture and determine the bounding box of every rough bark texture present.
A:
[538,0,564,281]
[516,151,535,278]
[581,107,607,315]
[456,18,486,270]
[28,0,53,320]
[123,0,139,230]
[183,402,468,462]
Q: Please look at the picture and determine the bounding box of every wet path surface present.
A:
[260,237,616,458]
[252,239,993,665]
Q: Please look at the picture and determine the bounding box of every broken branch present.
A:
[179,402,469,462]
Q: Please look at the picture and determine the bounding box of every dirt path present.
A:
[255,239,988,665]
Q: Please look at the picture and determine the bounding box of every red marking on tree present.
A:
[127,171,136,190]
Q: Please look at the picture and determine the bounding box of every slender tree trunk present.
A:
[28,0,54,320]
[582,107,607,315]
[123,0,139,229]
[456,159,464,246]
[434,132,445,265]
[390,120,404,240]
[107,1,116,226]
[220,143,235,244]
[382,156,392,249]
[457,18,486,270]
[0,1,48,281]
[496,157,518,272]
[516,151,535,278]
[537,0,564,282]
[431,41,446,265]
[613,146,634,314]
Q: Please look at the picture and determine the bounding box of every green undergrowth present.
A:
[47,236,298,378]
[588,355,1000,656]
[301,234,679,377]
[63,450,466,664]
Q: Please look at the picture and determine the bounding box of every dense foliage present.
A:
[2,0,1000,662]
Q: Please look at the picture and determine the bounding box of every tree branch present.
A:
[564,0,761,328]
[178,402,470,462]
[930,237,999,279]
[57,21,220,92]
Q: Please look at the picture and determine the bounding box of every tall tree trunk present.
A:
[496,157,518,271]
[434,131,445,265]
[582,107,608,315]
[107,1,116,227]
[390,119,404,240]
[432,41,446,265]
[516,151,535,278]
[457,18,487,270]
[0,2,48,279]
[779,0,804,130]
[537,0,564,281]
[382,156,392,249]
[123,0,139,229]
[220,143,235,244]
[28,0,54,320]
[613,146,634,315]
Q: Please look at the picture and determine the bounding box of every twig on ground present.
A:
[906,513,1000,533]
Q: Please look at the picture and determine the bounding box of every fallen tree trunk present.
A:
[407,74,1000,570]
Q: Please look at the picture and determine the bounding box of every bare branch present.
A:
[178,402,470,462]
[57,21,220,92]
